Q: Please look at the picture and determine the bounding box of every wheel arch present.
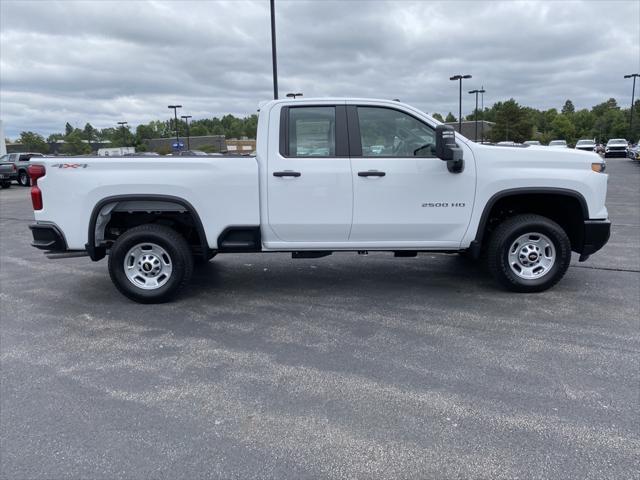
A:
[86,194,208,261]
[469,187,589,257]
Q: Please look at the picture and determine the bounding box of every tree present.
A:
[61,131,91,155]
[18,131,49,153]
[572,109,595,140]
[561,99,575,115]
[47,133,65,143]
[431,113,444,122]
[189,124,209,137]
[445,112,457,123]
[550,115,576,144]
[83,123,96,141]
[65,122,74,136]
[488,99,533,143]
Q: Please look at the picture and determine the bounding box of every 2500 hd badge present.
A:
[422,202,466,207]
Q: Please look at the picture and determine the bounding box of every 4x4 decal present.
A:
[51,163,89,169]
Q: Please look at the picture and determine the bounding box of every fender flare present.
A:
[468,187,589,257]
[86,194,208,261]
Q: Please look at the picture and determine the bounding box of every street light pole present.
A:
[450,74,472,134]
[480,86,485,143]
[624,73,639,140]
[168,105,182,150]
[181,115,192,150]
[270,0,278,100]
[468,88,486,142]
[117,121,128,147]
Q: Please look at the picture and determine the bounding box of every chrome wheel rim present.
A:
[123,242,173,290]
[507,232,556,280]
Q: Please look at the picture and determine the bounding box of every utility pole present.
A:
[181,115,192,150]
[168,105,182,150]
[270,0,278,100]
[117,121,128,147]
[624,73,639,140]
[450,74,472,134]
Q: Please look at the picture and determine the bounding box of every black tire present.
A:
[0,181,10,189]
[487,214,571,293]
[108,224,193,303]
[17,170,30,187]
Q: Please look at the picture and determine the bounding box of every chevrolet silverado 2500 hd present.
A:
[28,98,610,303]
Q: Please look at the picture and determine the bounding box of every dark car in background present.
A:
[0,161,15,188]
[0,152,45,185]
[604,139,628,158]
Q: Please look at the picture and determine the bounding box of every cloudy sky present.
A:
[1,0,638,138]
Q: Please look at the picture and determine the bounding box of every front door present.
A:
[266,104,353,243]
[348,105,475,247]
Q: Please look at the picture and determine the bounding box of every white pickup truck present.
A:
[28,98,610,303]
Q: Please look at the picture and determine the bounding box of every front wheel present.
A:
[487,214,571,292]
[0,181,11,189]
[18,170,30,186]
[108,224,193,303]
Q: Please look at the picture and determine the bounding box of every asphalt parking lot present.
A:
[1,158,638,479]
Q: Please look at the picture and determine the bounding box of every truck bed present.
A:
[31,156,260,250]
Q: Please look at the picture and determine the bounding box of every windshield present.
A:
[576,140,594,145]
[549,140,567,146]
[607,139,627,145]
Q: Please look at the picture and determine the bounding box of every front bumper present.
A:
[29,223,68,251]
[579,219,611,261]
[605,149,628,157]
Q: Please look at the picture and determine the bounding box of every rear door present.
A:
[266,103,352,243]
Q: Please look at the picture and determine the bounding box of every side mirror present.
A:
[435,125,464,173]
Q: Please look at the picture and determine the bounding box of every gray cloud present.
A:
[1,0,638,138]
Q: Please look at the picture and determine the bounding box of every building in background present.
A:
[225,138,256,153]
[445,120,494,142]
[145,135,226,153]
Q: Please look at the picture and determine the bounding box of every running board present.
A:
[45,251,90,259]
[292,251,332,259]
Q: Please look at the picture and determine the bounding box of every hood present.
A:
[471,142,600,168]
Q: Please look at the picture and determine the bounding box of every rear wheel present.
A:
[487,214,571,292]
[108,224,193,303]
[18,170,30,186]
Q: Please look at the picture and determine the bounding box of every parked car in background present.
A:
[0,161,15,188]
[575,139,597,152]
[0,152,44,186]
[496,141,523,147]
[605,139,628,158]
[628,141,640,161]
[548,140,568,148]
[523,140,541,146]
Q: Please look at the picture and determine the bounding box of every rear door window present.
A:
[288,107,336,157]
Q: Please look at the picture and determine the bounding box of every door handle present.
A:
[358,170,386,177]
[273,171,301,177]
